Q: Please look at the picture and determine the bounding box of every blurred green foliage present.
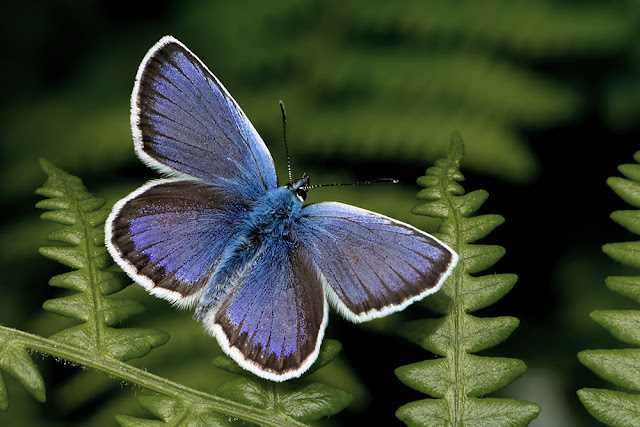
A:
[2,0,640,425]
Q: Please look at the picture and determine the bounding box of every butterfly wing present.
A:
[132,36,278,200]
[106,179,253,308]
[202,238,328,381]
[298,202,458,322]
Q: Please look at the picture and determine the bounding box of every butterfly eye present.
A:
[295,189,307,202]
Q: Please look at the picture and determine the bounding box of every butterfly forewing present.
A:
[298,202,458,322]
[132,36,278,199]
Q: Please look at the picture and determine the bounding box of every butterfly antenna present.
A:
[280,100,293,185]
[305,178,399,190]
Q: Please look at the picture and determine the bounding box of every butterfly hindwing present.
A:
[298,202,458,322]
[132,36,278,200]
[106,179,253,307]
[202,238,328,381]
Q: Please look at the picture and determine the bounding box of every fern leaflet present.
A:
[0,335,46,410]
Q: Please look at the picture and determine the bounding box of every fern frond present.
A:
[395,132,540,426]
[578,150,640,426]
[35,158,169,360]
[212,339,352,423]
[305,51,580,126]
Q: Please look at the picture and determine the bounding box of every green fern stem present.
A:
[437,149,466,423]
[0,326,305,427]
[418,131,469,422]
[60,163,106,356]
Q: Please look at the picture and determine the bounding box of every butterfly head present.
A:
[287,174,310,202]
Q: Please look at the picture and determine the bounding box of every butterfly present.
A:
[105,36,458,382]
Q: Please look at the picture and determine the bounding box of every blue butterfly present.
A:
[105,36,458,381]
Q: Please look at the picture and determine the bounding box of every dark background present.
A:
[2,1,640,425]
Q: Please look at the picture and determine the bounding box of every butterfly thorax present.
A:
[241,180,306,248]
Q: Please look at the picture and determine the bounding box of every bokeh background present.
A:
[2,0,640,425]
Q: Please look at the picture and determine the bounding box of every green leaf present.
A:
[214,339,352,423]
[459,244,505,274]
[608,176,640,208]
[397,398,450,427]
[275,382,352,422]
[620,164,640,182]
[462,274,518,313]
[458,214,505,243]
[396,132,540,426]
[606,276,640,304]
[101,328,171,362]
[116,395,231,426]
[460,398,541,427]
[462,355,527,396]
[398,397,541,427]
[395,359,449,397]
[611,210,640,235]
[217,378,269,409]
[591,310,640,345]
[463,316,520,353]
[578,388,640,427]
[0,340,46,407]
[454,191,490,217]
[36,159,169,360]
[216,379,352,423]
[579,149,640,425]
[579,349,640,391]
[603,242,640,268]
[401,315,519,354]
